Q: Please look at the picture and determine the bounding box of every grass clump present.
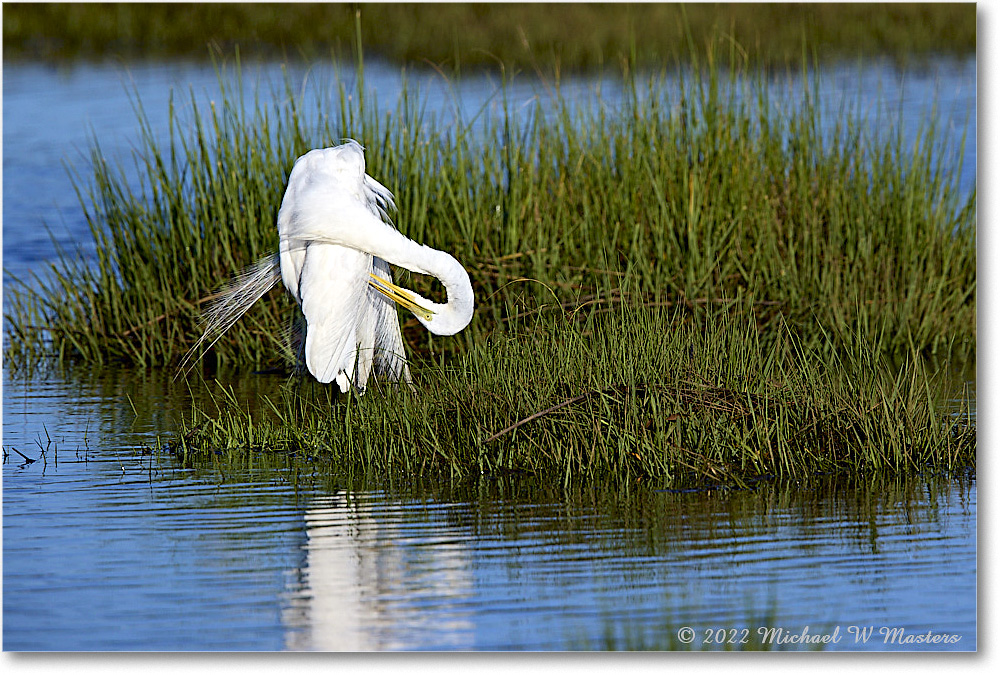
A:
[3,48,976,371]
[3,41,976,482]
[172,305,974,485]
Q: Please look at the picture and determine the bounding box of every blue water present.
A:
[1,367,978,651]
[2,56,976,293]
[2,57,977,651]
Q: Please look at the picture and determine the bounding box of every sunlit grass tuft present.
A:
[170,305,974,484]
[4,48,976,370]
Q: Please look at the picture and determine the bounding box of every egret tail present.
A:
[176,255,281,379]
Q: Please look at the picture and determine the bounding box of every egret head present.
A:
[368,249,474,337]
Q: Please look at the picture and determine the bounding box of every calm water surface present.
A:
[2,367,978,651]
[2,58,977,651]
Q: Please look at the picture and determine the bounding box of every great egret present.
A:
[180,140,475,392]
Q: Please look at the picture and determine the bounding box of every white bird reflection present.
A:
[282,492,474,651]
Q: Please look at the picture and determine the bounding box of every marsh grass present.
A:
[3,41,976,481]
[4,46,976,370]
[4,65,305,368]
[170,304,974,484]
[3,3,975,70]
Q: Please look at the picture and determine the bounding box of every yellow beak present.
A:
[369,273,435,322]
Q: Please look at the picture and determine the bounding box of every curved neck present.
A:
[287,203,474,335]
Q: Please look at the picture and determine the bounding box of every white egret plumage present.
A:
[179,140,475,393]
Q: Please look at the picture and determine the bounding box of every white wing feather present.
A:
[370,257,413,384]
[277,141,412,392]
[181,140,416,393]
[297,244,370,386]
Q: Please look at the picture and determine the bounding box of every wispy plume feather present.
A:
[176,255,281,379]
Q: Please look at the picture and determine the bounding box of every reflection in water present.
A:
[283,493,474,650]
[272,472,975,651]
[2,364,977,650]
[1,53,978,650]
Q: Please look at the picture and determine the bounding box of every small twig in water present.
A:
[11,447,37,465]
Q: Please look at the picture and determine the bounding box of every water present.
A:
[1,56,976,293]
[2,368,977,651]
[2,57,977,651]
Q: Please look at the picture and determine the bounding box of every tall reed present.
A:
[4,49,976,372]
